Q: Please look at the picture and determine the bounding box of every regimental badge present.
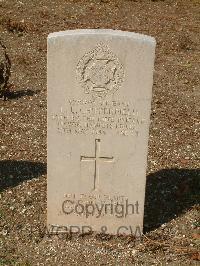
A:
[76,42,125,98]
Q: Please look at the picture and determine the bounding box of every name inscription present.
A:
[52,99,144,136]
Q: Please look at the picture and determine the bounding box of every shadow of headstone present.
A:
[0,160,46,192]
[144,168,200,232]
[0,88,40,100]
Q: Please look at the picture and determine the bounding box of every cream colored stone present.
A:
[47,29,156,235]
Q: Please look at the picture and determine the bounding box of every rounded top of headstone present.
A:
[48,29,156,46]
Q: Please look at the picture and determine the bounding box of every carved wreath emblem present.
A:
[76,43,124,98]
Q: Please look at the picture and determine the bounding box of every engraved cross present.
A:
[81,139,114,191]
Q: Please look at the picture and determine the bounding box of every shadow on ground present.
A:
[0,160,46,192]
[9,89,40,99]
[0,88,40,100]
[144,168,200,233]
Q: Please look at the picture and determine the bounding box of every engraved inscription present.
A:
[52,99,144,136]
[65,193,126,203]
[81,139,114,191]
[76,43,125,98]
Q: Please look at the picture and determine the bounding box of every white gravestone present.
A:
[47,29,156,235]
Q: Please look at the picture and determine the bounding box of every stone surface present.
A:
[47,29,156,235]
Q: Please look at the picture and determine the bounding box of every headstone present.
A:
[47,29,156,235]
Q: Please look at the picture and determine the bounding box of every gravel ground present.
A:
[0,0,199,265]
